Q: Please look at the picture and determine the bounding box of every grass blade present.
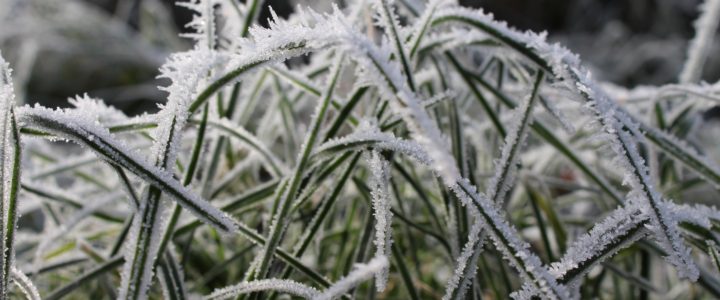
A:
[0,57,22,299]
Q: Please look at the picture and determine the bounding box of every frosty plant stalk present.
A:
[1,0,720,299]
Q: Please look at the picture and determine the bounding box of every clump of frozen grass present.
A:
[1,0,720,299]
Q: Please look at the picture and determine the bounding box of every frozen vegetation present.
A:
[0,0,719,299]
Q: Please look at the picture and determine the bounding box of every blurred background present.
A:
[0,0,717,115]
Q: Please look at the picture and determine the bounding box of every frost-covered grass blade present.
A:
[0,54,22,300]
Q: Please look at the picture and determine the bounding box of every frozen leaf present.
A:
[680,0,720,83]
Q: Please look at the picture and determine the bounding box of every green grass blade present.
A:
[376,0,416,91]
[392,243,421,300]
[199,118,287,177]
[446,71,545,299]
[527,186,555,262]
[45,256,125,300]
[240,0,264,38]
[446,53,506,137]
[21,184,124,223]
[158,251,187,300]
[707,240,720,274]
[269,66,361,129]
[639,121,720,188]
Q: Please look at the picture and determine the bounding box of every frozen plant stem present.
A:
[680,0,720,84]
[0,54,21,300]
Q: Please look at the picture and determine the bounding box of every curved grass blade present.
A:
[200,118,287,176]
[314,129,431,165]
[205,279,318,300]
[187,9,358,114]
[17,106,237,232]
[11,268,40,300]
[315,256,389,300]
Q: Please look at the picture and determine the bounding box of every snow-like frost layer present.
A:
[549,203,648,286]
[205,279,319,299]
[314,255,389,300]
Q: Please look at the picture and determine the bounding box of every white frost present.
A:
[314,255,390,300]
[205,279,319,300]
